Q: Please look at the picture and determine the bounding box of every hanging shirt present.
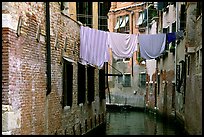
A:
[138,33,166,60]
[107,32,138,60]
[80,26,110,68]
[167,32,176,44]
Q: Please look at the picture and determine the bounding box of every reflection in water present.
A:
[105,108,185,135]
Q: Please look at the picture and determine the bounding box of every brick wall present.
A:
[2,2,106,135]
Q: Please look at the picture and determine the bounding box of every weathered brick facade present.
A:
[2,2,106,135]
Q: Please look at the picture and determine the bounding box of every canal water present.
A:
[104,105,186,135]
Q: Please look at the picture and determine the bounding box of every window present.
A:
[77,62,86,105]
[139,72,146,88]
[119,15,130,33]
[137,9,147,32]
[115,15,130,33]
[99,67,106,100]
[180,4,186,31]
[87,65,95,103]
[148,5,158,21]
[163,26,169,51]
[77,2,92,28]
[124,58,130,62]
[118,75,123,84]
[149,83,153,94]
[123,74,131,87]
[116,58,130,62]
[137,11,145,26]
[196,2,202,19]
[62,59,73,107]
[116,59,123,62]
[61,2,69,16]
[170,21,176,53]
[98,2,111,31]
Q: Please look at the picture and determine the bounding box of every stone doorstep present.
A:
[2,131,12,135]
[2,109,21,132]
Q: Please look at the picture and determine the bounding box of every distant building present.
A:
[107,2,147,107]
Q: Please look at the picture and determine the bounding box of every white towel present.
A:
[79,26,110,68]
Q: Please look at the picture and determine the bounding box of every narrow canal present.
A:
[88,105,187,135]
[104,105,186,135]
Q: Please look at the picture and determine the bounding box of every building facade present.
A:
[107,2,147,107]
[2,2,110,135]
[176,2,202,135]
[142,2,202,135]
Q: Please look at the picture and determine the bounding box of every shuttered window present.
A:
[62,59,73,107]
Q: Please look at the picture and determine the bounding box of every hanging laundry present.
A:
[80,26,110,68]
[167,32,176,44]
[138,33,166,60]
[107,32,138,60]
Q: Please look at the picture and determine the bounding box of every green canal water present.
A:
[87,105,187,135]
[105,106,186,135]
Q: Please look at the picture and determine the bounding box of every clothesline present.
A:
[79,25,184,69]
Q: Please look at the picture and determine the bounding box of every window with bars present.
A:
[98,2,111,31]
[123,74,131,87]
[77,62,86,105]
[62,59,73,107]
[77,2,93,28]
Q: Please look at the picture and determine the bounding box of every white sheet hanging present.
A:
[138,33,166,60]
[107,32,138,60]
[80,26,110,68]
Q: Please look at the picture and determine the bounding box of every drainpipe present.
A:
[174,2,178,117]
[131,11,134,77]
[46,2,51,95]
[175,3,178,95]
